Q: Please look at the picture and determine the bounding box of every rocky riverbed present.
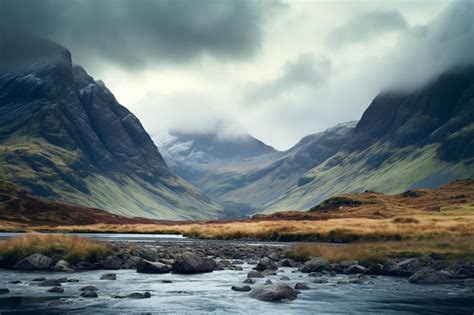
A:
[1,241,474,313]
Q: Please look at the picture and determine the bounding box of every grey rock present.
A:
[249,283,298,302]
[37,279,62,287]
[161,279,173,283]
[172,252,216,274]
[53,260,74,272]
[295,282,310,290]
[0,288,9,294]
[264,279,273,285]
[12,253,53,270]
[386,258,422,277]
[247,271,265,278]
[312,278,328,284]
[9,281,21,284]
[100,273,117,280]
[409,268,450,284]
[79,286,98,292]
[255,257,278,271]
[300,258,330,273]
[279,258,297,267]
[343,264,367,274]
[463,278,474,286]
[231,285,251,292]
[127,292,151,299]
[280,276,290,281]
[244,278,255,284]
[81,291,98,298]
[47,286,64,293]
[137,259,172,274]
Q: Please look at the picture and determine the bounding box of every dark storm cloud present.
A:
[0,0,279,68]
[244,54,331,103]
[326,10,408,48]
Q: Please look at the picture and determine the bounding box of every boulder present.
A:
[37,279,62,287]
[12,253,53,270]
[9,281,21,284]
[247,271,265,278]
[244,278,255,284]
[161,279,173,283]
[463,278,474,286]
[231,285,251,292]
[255,257,278,271]
[47,287,64,293]
[137,260,171,274]
[81,291,98,298]
[280,276,290,281]
[300,258,330,273]
[249,283,298,302]
[279,258,297,267]
[408,268,450,284]
[172,252,216,274]
[343,264,367,274]
[79,286,98,292]
[100,255,122,270]
[127,292,151,299]
[385,258,422,277]
[264,279,273,285]
[0,288,9,294]
[294,282,310,290]
[53,260,74,272]
[312,278,328,284]
[349,274,370,284]
[100,273,117,280]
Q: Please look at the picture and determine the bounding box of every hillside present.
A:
[0,35,224,220]
[262,66,474,213]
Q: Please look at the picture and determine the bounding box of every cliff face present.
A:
[0,36,223,220]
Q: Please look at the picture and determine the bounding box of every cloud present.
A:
[326,10,408,48]
[0,0,280,69]
[243,54,331,103]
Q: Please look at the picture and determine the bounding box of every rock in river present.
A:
[127,292,151,299]
[409,268,450,284]
[231,285,251,292]
[47,287,64,293]
[37,279,62,287]
[247,271,265,278]
[300,258,330,273]
[172,252,216,274]
[294,282,310,290]
[249,283,298,302]
[0,288,9,294]
[100,273,117,280]
[12,253,53,270]
[255,257,278,271]
[81,291,98,298]
[137,260,171,274]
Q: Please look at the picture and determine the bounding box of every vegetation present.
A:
[0,233,111,266]
[285,237,474,266]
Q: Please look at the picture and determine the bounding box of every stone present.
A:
[312,278,328,284]
[137,260,172,274]
[161,280,173,283]
[172,252,216,274]
[343,264,367,274]
[264,279,273,285]
[247,271,265,278]
[244,278,255,284]
[12,253,53,270]
[249,284,298,302]
[279,258,297,267]
[300,258,330,273]
[409,268,450,284]
[32,277,47,281]
[463,278,474,286]
[100,273,117,280]
[37,279,62,287]
[280,276,290,281]
[79,286,98,292]
[47,286,64,293]
[53,260,74,272]
[127,292,151,299]
[255,257,278,271]
[295,282,310,290]
[385,258,422,277]
[0,288,9,294]
[349,274,370,284]
[9,281,21,284]
[231,285,251,292]
[81,291,98,298]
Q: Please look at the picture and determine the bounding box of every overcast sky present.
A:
[1,0,473,149]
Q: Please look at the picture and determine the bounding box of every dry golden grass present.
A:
[285,236,474,265]
[0,233,111,266]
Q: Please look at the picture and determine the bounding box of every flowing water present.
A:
[0,233,472,314]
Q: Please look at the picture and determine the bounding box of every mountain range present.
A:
[1,35,473,220]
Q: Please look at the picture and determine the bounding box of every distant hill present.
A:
[0,35,224,220]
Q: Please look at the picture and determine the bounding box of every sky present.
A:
[1,0,473,150]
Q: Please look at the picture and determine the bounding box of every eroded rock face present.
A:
[249,283,298,302]
[171,252,216,274]
[12,253,53,270]
[136,260,171,274]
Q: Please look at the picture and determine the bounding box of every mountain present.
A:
[156,122,356,215]
[263,65,474,212]
[0,35,224,220]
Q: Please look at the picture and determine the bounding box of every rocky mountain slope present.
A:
[0,35,223,220]
[263,65,474,212]
[157,122,356,215]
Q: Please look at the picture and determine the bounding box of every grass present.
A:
[285,236,474,266]
[0,233,111,266]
